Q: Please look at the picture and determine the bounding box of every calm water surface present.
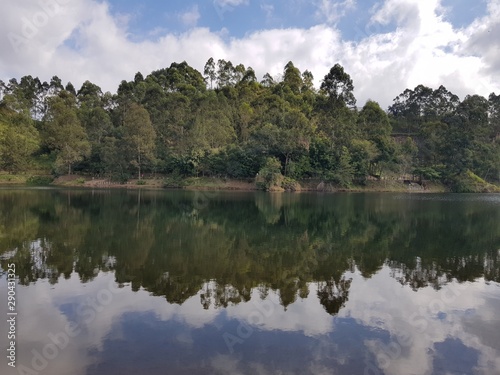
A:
[0,189,499,375]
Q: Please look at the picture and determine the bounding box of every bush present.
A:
[76,177,86,184]
[110,172,130,184]
[281,177,300,191]
[449,170,500,193]
[26,175,54,186]
[163,175,186,188]
[413,166,442,181]
[256,157,283,191]
[136,180,146,185]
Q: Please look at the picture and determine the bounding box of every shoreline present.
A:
[0,174,453,193]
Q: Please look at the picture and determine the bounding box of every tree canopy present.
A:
[0,60,498,190]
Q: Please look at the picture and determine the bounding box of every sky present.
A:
[0,0,499,109]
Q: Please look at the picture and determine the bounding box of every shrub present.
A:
[110,172,130,184]
[26,176,54,186]
[163,175,186,188]
[449,170,500,193]
[281,176,301,191]
[256,157,283,191]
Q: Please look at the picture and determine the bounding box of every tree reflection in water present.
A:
[1,189,499,316]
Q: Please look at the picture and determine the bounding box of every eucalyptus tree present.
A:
[76,81,113,173]
[122,102,156,179]
[320,63,356,109]
[43,90,90,174]
[283,61,303,95]
[389,85,459,133]
[261,73,275,87]
[203,57,217,89]
[357,100,396,175]
[0,98,40,173]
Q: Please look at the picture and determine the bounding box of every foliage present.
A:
[122,102,156,179]
[26,175,53,185]
[1,190,499,310]
[43,91,90,174]
[163,175,187,188]
[0,108,39,172]
[449,170,499,193]
[331,146,354,187]
[281,176,301,191]
[256,157,283,191]
[320,63,356,108]
[413,166,442,181]
[0,61,498,188]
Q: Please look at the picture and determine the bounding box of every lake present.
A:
[0,188,499,375]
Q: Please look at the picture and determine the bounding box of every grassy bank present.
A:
[2,172,498,193]
[0,173,449,193]
[0,173,28,184]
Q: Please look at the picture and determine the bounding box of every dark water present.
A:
[1,189,500,375]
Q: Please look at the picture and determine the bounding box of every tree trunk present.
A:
[138,152,141,180]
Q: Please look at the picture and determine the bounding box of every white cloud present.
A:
[260,3,274,20]
[179,5,200,28]
[0,0,499,109]
[213,0,250,20]
[214,0,249,7]
[344,0,499,106]
[342,267,500,375]
[1,265,499,375]
[462,0,500,78]
[316,0,356,24]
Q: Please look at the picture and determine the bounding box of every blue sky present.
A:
[104,0,488,40]
[1,0,499,108]
[104,0,328,41]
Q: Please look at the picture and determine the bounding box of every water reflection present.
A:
[0,189,499,374]
[1,189,499,307]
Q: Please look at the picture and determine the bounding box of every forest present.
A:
[0,59,499,191]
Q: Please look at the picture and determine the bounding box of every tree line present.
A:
[0,59,499,190]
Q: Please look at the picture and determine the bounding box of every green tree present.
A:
[389,85,459,133]
[256,157,283,190]
[283,61,303,95]
[398,137,418,178]
[301,70,314,92]
[358,100,396,174]
[217,59,235,88]
[77,81,113,174]
[309,136,336,178]
[101,134,129,181]
[187,93,236,152]
[204,57,217,89]
[0,107,39,173]
[261,73,275,87]
[320,64,356,108]
[332,146,354,187]
[350,139,379,181]
[44,91,90,174]
[123,103,156,179]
